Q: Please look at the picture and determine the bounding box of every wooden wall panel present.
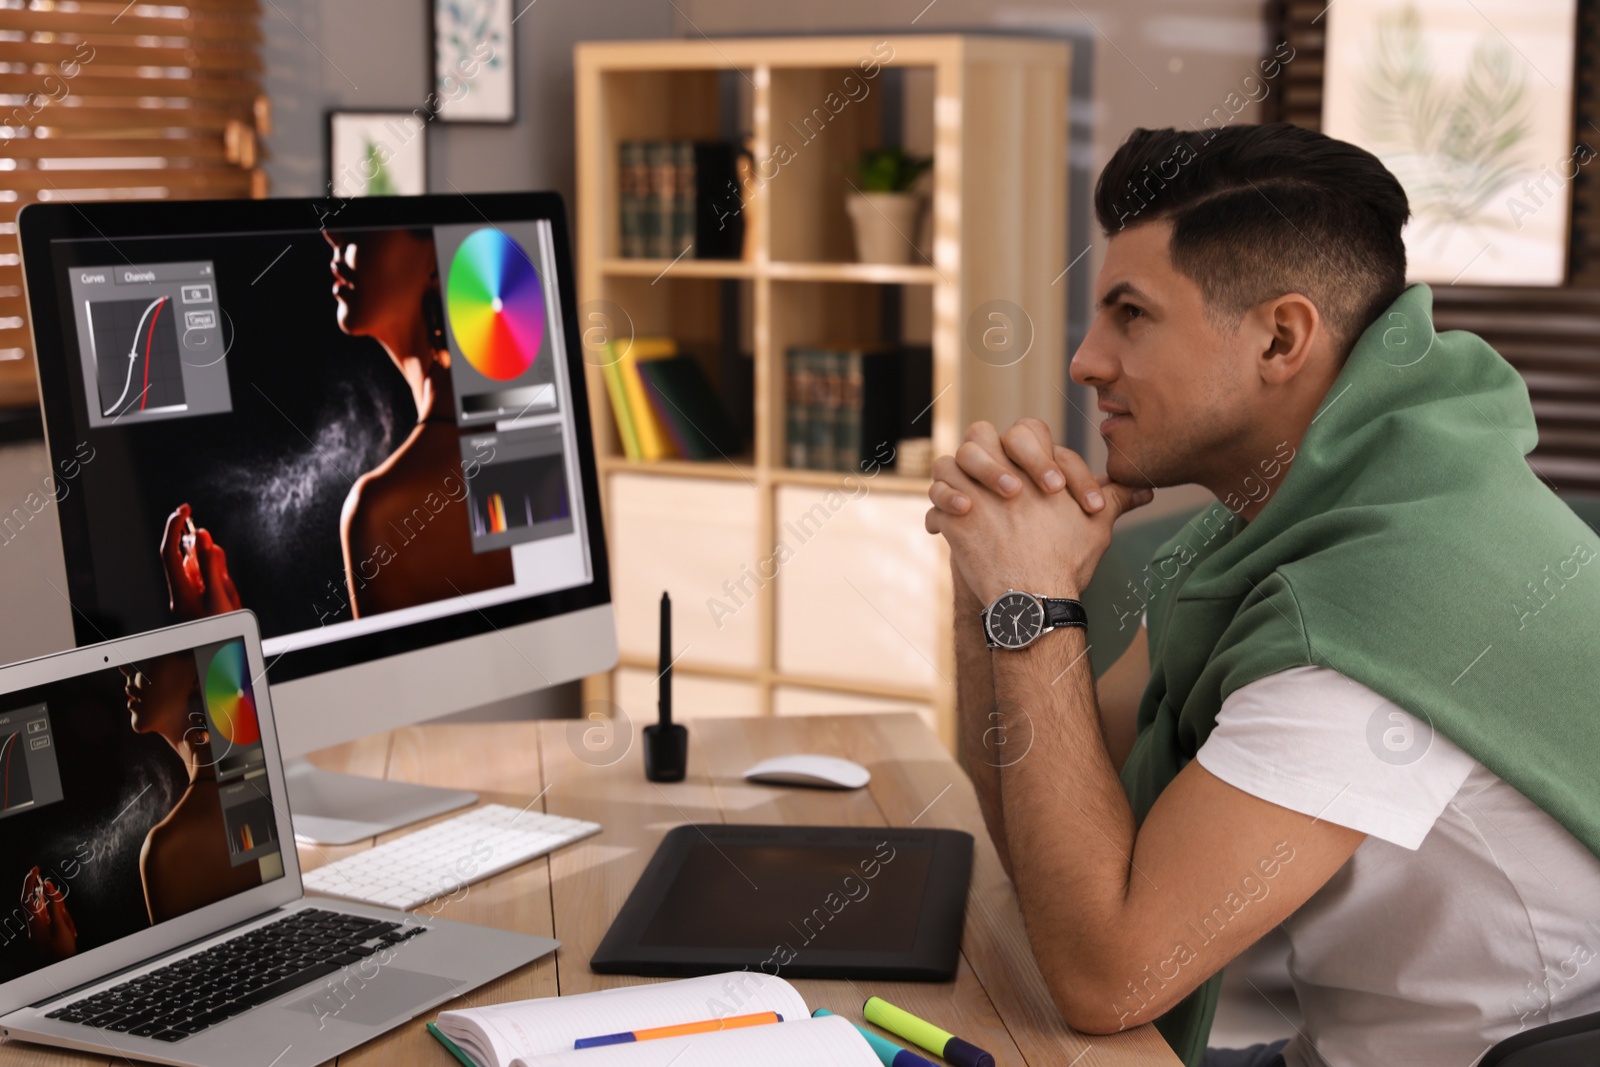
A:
[0,0,268,410]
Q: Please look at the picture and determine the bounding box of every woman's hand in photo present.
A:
[160,503,242,619]
[21,866,77,961]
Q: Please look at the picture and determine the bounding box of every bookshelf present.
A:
[575,35,1070,750]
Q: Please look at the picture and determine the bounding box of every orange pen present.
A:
[573,1011,784,1049]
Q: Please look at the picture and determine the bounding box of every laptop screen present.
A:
[0,636,284,985]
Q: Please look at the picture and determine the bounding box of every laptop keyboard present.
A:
[42,908,423,1042]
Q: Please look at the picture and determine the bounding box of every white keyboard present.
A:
[302,803,600,911]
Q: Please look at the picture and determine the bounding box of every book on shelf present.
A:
[600,337,677,461]
[617,142,650,260]
[785,351,807,469]
[839,350,864,470]
[671,140,695,259]
[645,141,674,259]
[616,140,745,261]
[804,349,835,473]
[430,971,882,1067]
[599,355,641,461]
[601,338,743,463]
[636,354,743,460]
[785,345,932,473]
[691,141,744,259]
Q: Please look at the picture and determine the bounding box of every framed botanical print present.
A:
[328,111,429,197]
[1324,0,1579,286]
[433,0,517,123]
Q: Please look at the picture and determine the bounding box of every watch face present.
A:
[987,591,1045,649]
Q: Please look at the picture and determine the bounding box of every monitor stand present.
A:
[285,759,477,846]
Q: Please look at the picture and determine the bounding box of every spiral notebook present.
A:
[430,972,878,1067]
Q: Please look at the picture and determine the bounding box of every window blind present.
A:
[0,0,266,408]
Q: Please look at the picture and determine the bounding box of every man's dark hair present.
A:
[1093,123,1409,350]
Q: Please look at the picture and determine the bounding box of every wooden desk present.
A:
[11,715,1180,1067]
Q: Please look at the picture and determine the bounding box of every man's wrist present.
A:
[978,579,1083,604]
[952,565,983,610]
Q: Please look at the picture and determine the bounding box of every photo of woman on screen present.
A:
[158,227,512,624]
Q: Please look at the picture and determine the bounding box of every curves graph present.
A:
[92,295,184,417]
[0,730,32,812]
[204,642,260,748]
[445,228,546,382]
[108,296,167,415]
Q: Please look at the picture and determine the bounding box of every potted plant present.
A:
[846,148,933,265]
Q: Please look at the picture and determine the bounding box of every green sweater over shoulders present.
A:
[1118,284,1600,1063]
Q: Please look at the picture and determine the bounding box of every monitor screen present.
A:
[26,197,606,684]
[0,637,283,985]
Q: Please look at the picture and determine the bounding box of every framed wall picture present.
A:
[1323,0,1579,286]
[328,111,429,197]
[433,0,517,123]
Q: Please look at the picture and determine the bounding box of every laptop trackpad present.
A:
[283,967,458,1027]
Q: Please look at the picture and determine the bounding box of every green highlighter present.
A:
[812,1009,936,1067]
[862,997,996,1067]
[426,1022,479,1067]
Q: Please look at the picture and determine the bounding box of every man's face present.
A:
[1070,221,1258,489]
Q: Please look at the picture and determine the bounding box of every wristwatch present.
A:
[980,589,1088,650]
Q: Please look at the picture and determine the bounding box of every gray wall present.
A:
[680,0,1271,176]
[0,441,75,663]
[261,0,678,206]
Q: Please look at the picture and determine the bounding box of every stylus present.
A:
[643,591,688,781]
[659,591,672,726]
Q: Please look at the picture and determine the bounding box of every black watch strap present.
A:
[1044,598,1088,630]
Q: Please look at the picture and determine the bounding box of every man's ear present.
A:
[1251,293,1320,386]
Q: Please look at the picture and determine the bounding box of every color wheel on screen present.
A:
[204,642,260,748]
[446,228,546,382]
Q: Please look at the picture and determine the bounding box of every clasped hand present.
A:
[924,418,1153,604]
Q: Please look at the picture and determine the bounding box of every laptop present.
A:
[0,611,558,1066]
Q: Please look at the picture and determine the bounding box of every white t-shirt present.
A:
[1193,663,1600,1067]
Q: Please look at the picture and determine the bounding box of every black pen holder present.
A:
[643,722,688,782]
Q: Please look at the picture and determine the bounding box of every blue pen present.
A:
[813,1008,938,1067]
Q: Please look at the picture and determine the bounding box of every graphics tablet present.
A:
[590,824,973,980]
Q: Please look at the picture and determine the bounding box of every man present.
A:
[924,123,1600,1067]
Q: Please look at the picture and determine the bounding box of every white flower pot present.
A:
[846,191,924,265]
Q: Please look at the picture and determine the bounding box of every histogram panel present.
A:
[223,796,276,864]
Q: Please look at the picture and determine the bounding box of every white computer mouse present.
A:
[742,753,871,790]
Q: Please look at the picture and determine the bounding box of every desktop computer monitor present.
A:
[19,192,616,843]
